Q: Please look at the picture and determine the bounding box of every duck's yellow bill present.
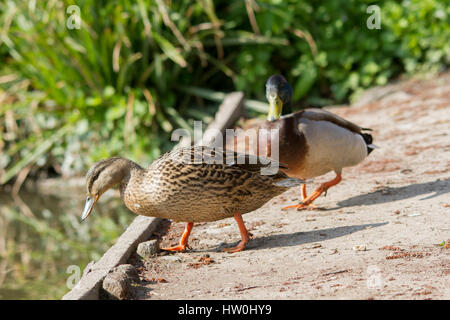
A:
[267,95,283,121]
[81,195,99,221]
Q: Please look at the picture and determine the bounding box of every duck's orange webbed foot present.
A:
[161,244,191,252]
[222,213,251,254]
[282,184,319,211]
[222,241,248,253]
[282,174,342,212]
[161,222,193,252]
[282,202,318,211]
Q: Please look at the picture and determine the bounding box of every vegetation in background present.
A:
[0,0,448,183]
[0,0,448,300]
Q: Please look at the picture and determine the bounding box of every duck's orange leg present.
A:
[297,184,318,210]
[282,173,342,211]
[301,184,307,200]
[300,183,318,209]
[162,222,193,252]
[223,213,252,253]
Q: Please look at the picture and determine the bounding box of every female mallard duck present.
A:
[81,146,303,253]
[257,74,375,210]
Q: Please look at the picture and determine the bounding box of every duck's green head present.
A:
[265,74,293,121]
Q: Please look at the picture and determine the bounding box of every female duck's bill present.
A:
[81,195,99,221]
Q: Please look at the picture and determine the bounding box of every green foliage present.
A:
[0,0,448,181]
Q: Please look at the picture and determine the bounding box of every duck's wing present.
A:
[223,149,289,172]
[298,108,369,134]
[300,108,375,153]
[205,147,305,187]
[170,146,288,173]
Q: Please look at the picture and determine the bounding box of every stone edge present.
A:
[62,216,161,300]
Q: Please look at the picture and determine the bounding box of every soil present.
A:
[130,73,450,300]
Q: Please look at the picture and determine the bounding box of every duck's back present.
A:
[122,147,290,222]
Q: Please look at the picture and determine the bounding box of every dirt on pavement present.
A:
[130,73,450,300]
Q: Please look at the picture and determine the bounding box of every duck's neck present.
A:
[116,159,145,197]
[281,101,292,116]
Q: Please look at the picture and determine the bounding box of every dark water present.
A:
[0,189,134,300]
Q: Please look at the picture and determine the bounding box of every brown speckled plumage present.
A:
[85,146,294,223]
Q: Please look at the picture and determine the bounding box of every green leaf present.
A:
[152,31,187,68]
[1,125,72,184]
[106,103,127,121]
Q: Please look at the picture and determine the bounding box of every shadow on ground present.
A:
[336,178,449,208]
[223,222,389,251]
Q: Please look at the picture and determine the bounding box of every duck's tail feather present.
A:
[360,133,376,155]
[274,177,307,188]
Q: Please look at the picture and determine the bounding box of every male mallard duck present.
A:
[81,146,303,253]
[257,74,375,210]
